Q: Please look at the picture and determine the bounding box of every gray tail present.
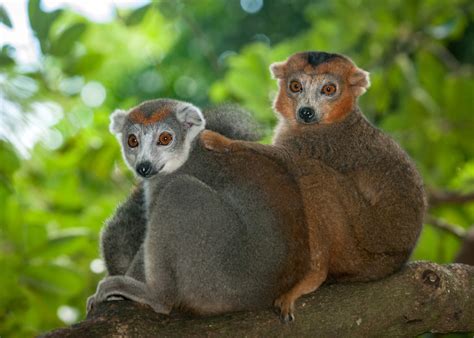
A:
[202,104,263,141]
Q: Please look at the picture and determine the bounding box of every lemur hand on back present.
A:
[202,51,426,321]
[89,99,309,320]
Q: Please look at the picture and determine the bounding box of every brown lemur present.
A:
[88,99,311,319]
[202,51,426,321]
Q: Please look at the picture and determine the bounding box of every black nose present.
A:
[298,107,316,123]
[136,161,153,177]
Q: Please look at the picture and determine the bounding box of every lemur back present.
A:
[201,51,426,321]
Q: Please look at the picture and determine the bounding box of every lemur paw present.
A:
[200,130,233,153]
[86,293,126,314]
[86,294,96,314]
[274,294,296,323]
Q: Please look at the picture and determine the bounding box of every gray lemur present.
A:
[99,104,262,279]
[88,99,309,318]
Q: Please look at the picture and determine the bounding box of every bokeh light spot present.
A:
[253,33,270,45]
[81,81,106,107]
[59,76,84,95]
[218,50,237,68]
[57,305,79,324]
[240,0,263,14]
[41,129,64,151]
[138,69,163,94]
[90,258,105,274]
[174,76,197,98]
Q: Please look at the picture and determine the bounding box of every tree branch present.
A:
[429,190,474,207]
[426,215,467,239]
[40,262,474,337]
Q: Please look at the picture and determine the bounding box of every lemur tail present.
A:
[202,104,263,141]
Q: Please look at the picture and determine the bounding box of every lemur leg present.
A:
[87,275,169,314]
[276,182,330,322]
[274,267,328,322]
[126,244,146,282]
[274,168,336,322]
[88,245,146,308]
[101,184,147,276]
[145,175,250,315]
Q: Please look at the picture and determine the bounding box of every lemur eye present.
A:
[158,132,173,146]
[289,80,303,93]
[128,134,139,148]
[321,83,337,96]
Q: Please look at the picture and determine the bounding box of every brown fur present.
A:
[201,51,426,321]
[129,101,174,125]
[209,145,311,301]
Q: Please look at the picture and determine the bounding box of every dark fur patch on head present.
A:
[128,99,177,125]
[307,52,339,67]
[129,109,171,125]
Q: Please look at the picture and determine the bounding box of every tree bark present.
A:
[40,261,474,337]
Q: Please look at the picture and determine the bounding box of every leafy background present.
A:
[0,0,473,336]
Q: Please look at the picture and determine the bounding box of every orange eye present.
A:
[128,134,139,148]
[158,132,173,145]
[321,83,337,96]
[289,80,303,93]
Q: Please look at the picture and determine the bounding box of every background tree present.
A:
[0,0,473,336]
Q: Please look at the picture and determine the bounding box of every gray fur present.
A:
[99,103,262,282]
[100,185,147,276]
[90,100,289,315]
[203,104,263,141]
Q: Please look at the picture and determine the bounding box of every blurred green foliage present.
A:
[0,0,473,336]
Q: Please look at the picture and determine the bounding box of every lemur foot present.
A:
[86,291,126,314]
[274,294,296,323]
[86,277,134,314]
[87,276,172,315]
[200,130,234,153]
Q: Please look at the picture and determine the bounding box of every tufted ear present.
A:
[269,61,287,79]
[349,68,371,97]
[176,104,205,130]
[109,109,128,135]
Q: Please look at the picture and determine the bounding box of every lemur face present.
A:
[270,51,370,125]
[110,99,205,178]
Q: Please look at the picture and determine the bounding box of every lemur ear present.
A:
[109,109,128,135]
[269,61,286,79]
[177,105,205,130]
[349,68,371,96]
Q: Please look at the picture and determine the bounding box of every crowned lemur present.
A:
[202,51,426,320]
[88,99,309,318]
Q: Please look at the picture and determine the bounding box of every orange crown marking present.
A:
[129,108,171,125]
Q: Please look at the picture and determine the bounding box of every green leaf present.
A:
[124,4,150,26]
[23,263,83,296]
[28,0,62,52]
[50,23,87,57]
[0,45,15,66]
[39,229,90,259]
[0,141,20,183]
[28,0,45,38]
[0,5,12,28]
